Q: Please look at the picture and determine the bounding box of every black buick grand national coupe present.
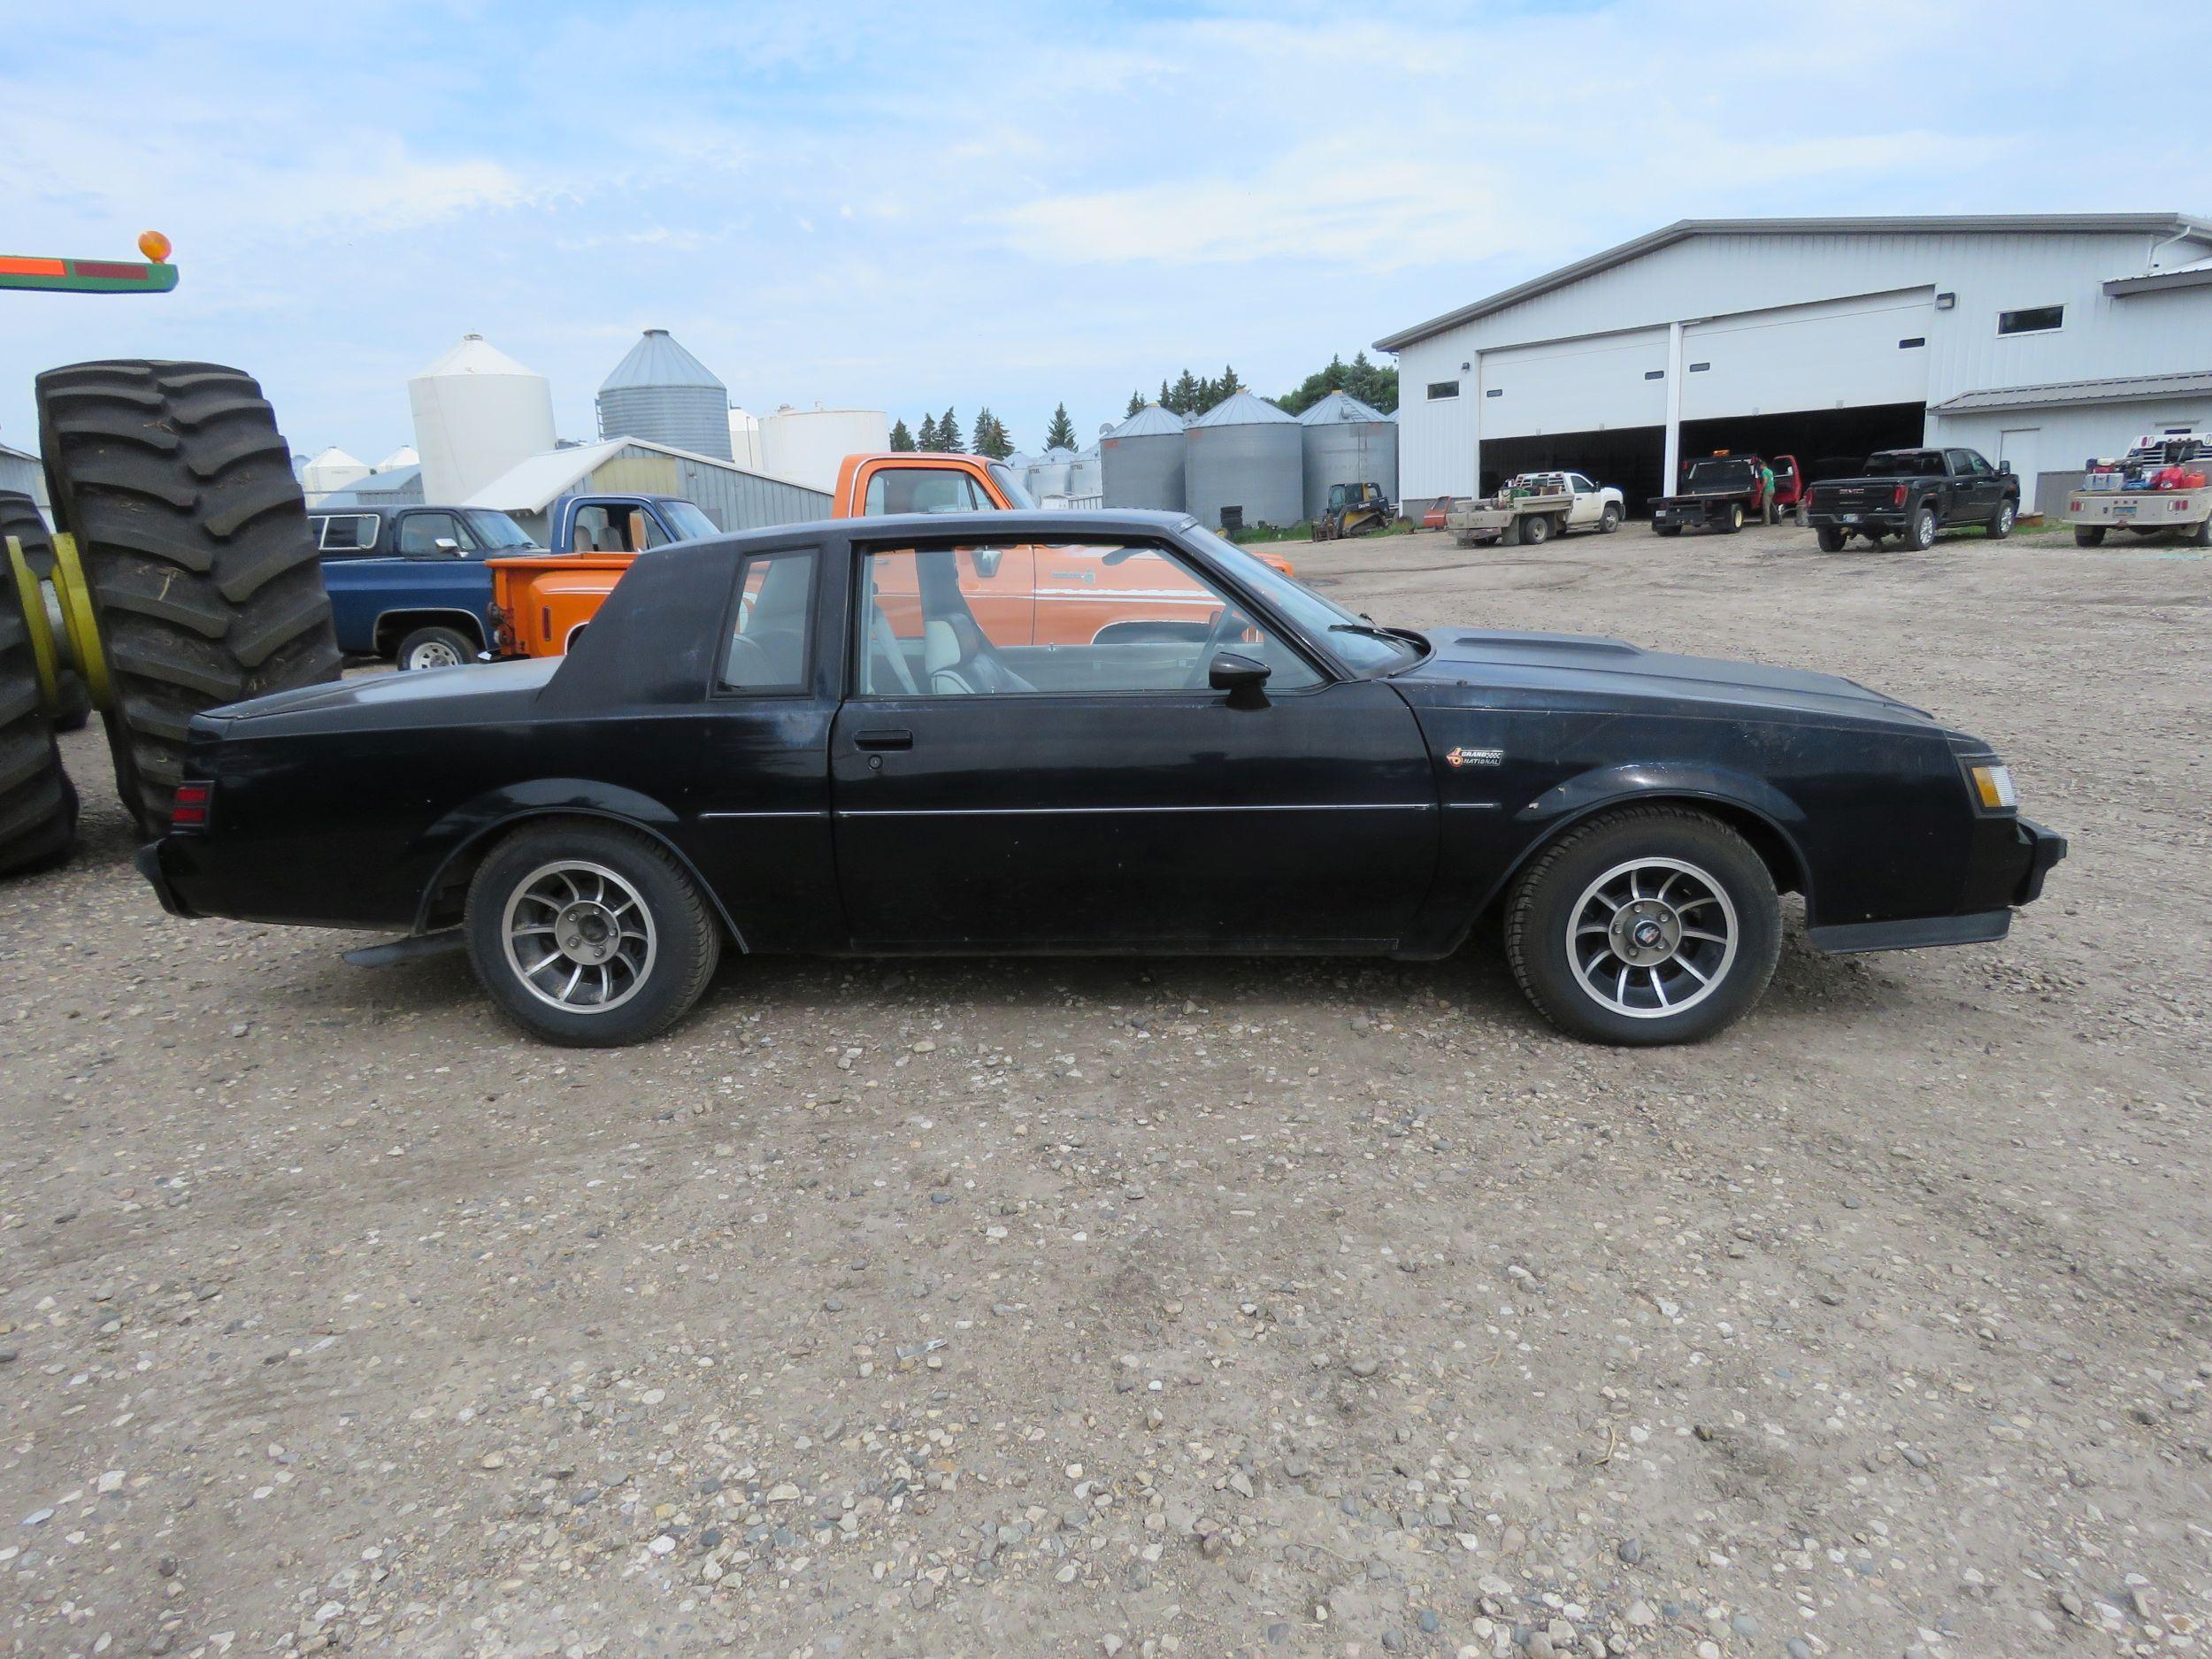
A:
[136,511,2064,1048]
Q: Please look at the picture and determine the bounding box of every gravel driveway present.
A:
[2,519,2204,1659]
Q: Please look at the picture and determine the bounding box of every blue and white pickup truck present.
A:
[310,495,718,669]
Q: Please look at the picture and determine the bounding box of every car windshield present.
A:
[1864,451,1945,477]
[987,462,1036,509]
[1181,523,1424,676]
[657,500,718,541]
[1686,459,1755,490]
[466,511,541,549]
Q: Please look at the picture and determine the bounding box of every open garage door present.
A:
[1678,403,1928,493]
[1681,289,1935,420]
[1480,426,1667,516]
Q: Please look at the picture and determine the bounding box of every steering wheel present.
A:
[1184,603,1247,689]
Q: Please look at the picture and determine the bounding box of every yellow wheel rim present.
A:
[48,534,111,711]
[4,534,64,710]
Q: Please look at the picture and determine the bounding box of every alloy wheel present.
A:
[501,859,658,1013]
[1565,856,1738,1018]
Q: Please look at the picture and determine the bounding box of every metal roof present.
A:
[462,435,808,513]
[600,328,726,392]
[1186,389,1295,428]
[1376,214,2212,350]
[1295,390,1391,426]
[322,464,422,501]
[1930,370,2212,413]
[414,333,539,380]
[1109,403,1186,438]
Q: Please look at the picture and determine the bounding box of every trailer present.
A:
[2063,433,2212,547]
[1445,471,1624,547]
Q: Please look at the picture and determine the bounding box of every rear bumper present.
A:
[134,840,196,918]
[1808,508,1909,533]
[1806,816,2066,954]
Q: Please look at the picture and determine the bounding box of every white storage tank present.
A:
[1100,403,1187,511]
[1296,391,1400,519]
[1025,445,1078,501]
[1185,390,1302,530]
[374,443,419,472]
[299,446,370,505]
[757,405,891,493]
[596,329,732,459]
[408,334,558,506]
[727,404,764,471]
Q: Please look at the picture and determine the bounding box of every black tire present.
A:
[1504,805,1780,1046]
[1903,503,1938,552]
[1654,523,1681,537]
[0,491,90,733]
[1814,526,1847,553]
[1598,504,1621,534]
[464,818,722,1047]
[36,361,340,836]
[1986,497,2016,540]
[396,625,476,672]
[1520,512,1552,546]
[2073,526,2105,548]
[1726,503,1745,533]
[2192,516,2212,548]
[0,558,77,878]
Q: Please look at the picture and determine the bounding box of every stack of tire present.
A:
[0,361,341,878]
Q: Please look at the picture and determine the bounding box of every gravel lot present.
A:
[2,520,2205,1659]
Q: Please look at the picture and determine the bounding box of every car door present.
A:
[389,508,497,624]
[1565,475,1600,526]
[1942,450,1987,522]
[828,530,1440,952]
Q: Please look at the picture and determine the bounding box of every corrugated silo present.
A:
[1067,443,1102,503]
[1185,391,1301,530]
[409,334,558,504]
[1296,391,1400,519]
[596,329,733,459]
[1099,403,1186,511]
[1025,445,1078,501]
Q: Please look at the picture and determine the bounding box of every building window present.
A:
[1687,361,1710,373]
[1643,369,1665,380]
[1426,380,1460,401]
[1898,336,1926,349]
[1997,305,2063,336]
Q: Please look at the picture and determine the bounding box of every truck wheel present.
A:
[1454,533,1477,549]
[1504,805,1780,1046]
[1598,504,1621,534]
[396,625,476,672]
[465,818,722,1047]
[0,558,77,877]
[2071,525,2105,548]
[1521,512,1552,546]
[1986,498,2016,540]
[1814,526,1847,553]
[1653,524,1681,538]
[1904,504,1938,551]
[36,361,342,836]
[0,491,90,732]
[1726,503,1745,533]
[2193,516,2212,548]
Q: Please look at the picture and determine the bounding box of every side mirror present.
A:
[969,547,1004,580]
[434,536,463,557]
[1209,650,1271,710]
[1997,460,2012,475]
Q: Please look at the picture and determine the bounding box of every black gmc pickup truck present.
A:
[1807,448,2019,551]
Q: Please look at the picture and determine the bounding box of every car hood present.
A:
[1396,629,1934,726]
[195,657,563,733]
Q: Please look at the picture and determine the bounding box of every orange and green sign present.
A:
[0,233,177,295]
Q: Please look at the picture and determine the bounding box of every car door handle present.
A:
[854,728,913,751]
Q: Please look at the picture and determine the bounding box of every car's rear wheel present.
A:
[2192,516,2212,548]
[1653,523,1681,537]
[1903,504,1938,551]
[465,819,721,1047]
[1814,526,1847,553]
[1727,503,1745,533]
[2073,525,2105,548]
[1987,498,2016,540]
[1520,512,1552,546]
[1504,806,1780,1046]
[396,624,475,672]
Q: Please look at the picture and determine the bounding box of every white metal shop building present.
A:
[1377,214,2212,518]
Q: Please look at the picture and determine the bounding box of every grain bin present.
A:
[1296,391,1399,520]
[1025,445,1078,501]
[757,406,891,492]
[1185,391,1301,530]
[409,334,558,504]
[597,329,732,459]
[1099,403,1186,511]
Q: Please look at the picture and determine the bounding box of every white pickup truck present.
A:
[1446,471,1625,547]
[2064,433,2212,547]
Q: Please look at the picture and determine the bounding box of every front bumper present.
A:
[134,840,196,918]
[1808,816,2066,954]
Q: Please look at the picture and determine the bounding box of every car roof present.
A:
[687,508,1203,549]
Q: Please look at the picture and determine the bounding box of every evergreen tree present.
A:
[1170,369,1203,416]
[1044,402,1077,451]
[889,419,916,452]
[1217,364,1243,399]
[1126,389,1146,419]
[937,407,959,452]
[1159,378,1174,411]
[917,413,938,450]
[971,408,1013,459]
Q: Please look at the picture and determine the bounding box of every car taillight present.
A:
[170,780,214,831]
[1892,485,1908,507]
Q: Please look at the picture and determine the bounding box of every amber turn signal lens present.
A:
[138,230,173,263]
[1969,764,2016,810]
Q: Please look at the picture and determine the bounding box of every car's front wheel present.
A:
[1987,498,2016,540]
[1504,806,1780,1046]
[465,820,721,1046]
[396,625,477,672]
[1598,504,1621,534]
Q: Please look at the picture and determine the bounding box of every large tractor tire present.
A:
[36,361,339,835]
[0,491,92,732]
[0,544,77,876]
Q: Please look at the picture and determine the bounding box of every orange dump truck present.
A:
[487,451,1288,658]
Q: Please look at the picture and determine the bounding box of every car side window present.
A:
[862,469,986,516]
[396,511,465,557]
[854,540,1322,699]
[313,513,378,555]
[719,549,816,693]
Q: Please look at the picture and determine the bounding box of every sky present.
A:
[3,0,2200,468]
